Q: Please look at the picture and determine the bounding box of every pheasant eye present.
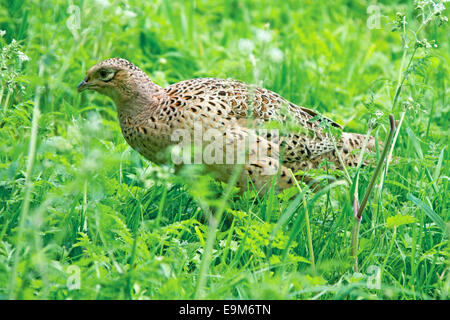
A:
[99,69,115,82]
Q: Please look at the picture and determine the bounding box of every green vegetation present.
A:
[0,0,448,299]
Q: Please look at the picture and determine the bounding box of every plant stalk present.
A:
[351,115,396,271]
[8,84,41,299]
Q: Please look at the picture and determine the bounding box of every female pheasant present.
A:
[77,58,374,192]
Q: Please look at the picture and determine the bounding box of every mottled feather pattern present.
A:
[79,58,376,192]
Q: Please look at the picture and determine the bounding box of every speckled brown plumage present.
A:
[78,58,375,192]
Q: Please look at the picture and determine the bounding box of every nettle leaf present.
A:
[386,214,417,228]
[227,209,248,220]
[305,274,327,286]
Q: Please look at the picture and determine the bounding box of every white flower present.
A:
[86,112,101,132]
[238,38,254,53]
[115,7,137,18]
[268,47,283,63]
[433,2,446,13]
[123,9,137,18]
[0,30,6,37]
[95,0,110,7]
[255,29,272,42]
[17,50,30,62]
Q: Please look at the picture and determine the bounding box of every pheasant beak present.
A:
[77,76,90,92]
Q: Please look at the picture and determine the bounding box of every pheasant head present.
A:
[77,58,165,114]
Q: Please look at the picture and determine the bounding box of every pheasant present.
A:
[77,58,375,192]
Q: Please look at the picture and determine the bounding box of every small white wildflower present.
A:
[0,30,5,37]
[433,2,446,14]
[115,7,137,18]
[238,38,255,53]
[17,50,30,62]
[255,28,272,42]
[219,240,238,251]
[268,47,284,63]
[95,0,110,7]
[159,57,167,64]
[124,10,137,18]
[82,149,103,172]
[47,136,72,152]
[86,112,102,132]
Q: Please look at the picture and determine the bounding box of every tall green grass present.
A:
[0,0,448,299]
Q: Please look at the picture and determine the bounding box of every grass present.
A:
[0,0,448,299]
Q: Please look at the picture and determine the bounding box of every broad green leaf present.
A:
[386,213,416,228]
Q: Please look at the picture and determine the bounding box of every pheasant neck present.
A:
[114,79,167,117]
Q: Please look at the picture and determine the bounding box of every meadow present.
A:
[0,0,448,300]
